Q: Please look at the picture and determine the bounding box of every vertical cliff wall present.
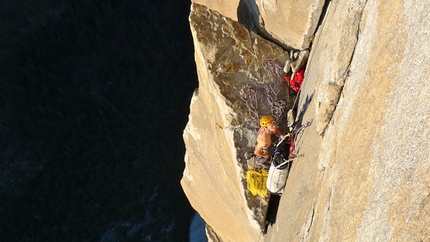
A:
[191,0,326,49]
[181,4,291,241]
[183,0,430,241]
[266,0,430,241]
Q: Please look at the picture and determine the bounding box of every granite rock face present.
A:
[181,4,292,242]
[267,0,430,241]
[191,0,240,22]
[191,0,327,49]
[183,0,430,241]
[254,0,326,49]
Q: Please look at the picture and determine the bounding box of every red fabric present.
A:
[283,69,305,93]
[289,136,295,156]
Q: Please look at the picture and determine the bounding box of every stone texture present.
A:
[265,0,430,241]
[191,0,327,49]
[255,0,326,49]
[308,0,368,135]
[181,4,292,242]
[191,0,240,21]
[184,0,430,241]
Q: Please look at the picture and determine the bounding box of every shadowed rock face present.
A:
[191,0,327,49]
[181,4,292,242]
[191,0,241,21]
[184,0,430,241]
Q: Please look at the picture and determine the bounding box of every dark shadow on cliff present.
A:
[237,0,257,31]
[264,159,296,234]
[237,0,292,50]
[264,194,280,233]
[295,93,314,131]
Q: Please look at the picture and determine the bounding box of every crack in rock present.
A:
[300,203,316,241]
[315,0,369,136]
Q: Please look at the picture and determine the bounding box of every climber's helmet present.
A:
[259,115,275,128]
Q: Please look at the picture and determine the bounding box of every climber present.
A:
[254,116,289,167]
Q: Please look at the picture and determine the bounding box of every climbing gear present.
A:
[280,133,291,141]
[283,48,309,76]
[290,49,309,78]
[288,120,313,156]
[259,115,275,128]
[289,134,296,156]
[284,69,305,93]
[283,55,292,74]
[287,87,301,131]
[292,120,313,135]
[246,169,269,198]
[266,137,292,195]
